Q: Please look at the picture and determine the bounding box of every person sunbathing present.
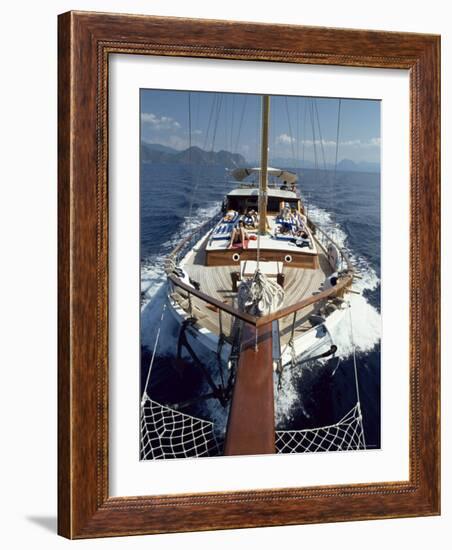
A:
[279,205,291,221]
[294,228,309,239]
[279,222,293,235]
[243,208,258,228]
[228,220,249,248]
[293,227,310,248]
[290,208,306,231]
[223,209,238,222]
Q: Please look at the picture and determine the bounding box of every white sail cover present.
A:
[231,167,298,185]
[238,269,284,316]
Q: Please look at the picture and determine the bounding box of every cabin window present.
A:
[226,196,258,212]
[267,197,282,212]
[226,195,298,214]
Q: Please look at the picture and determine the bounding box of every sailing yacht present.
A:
[162,95,357,455]
[166,96,354,368]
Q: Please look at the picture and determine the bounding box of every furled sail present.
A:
[231,167,298,185]
[237,269,285,316]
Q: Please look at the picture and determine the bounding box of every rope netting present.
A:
[275,403,365,454]
[140,393,220,460]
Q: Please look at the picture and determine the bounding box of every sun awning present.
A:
[231,167,298,185]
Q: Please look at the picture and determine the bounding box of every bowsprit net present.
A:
[140,394,221,460]
[275,402,365,454]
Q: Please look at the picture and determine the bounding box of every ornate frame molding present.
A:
[58,11,440,538]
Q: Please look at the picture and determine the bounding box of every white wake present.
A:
[141,204,220,305]
[275,203,381,425]
[140,200,381,433]
[307,203,381,357]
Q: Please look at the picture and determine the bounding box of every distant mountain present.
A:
[143,143,179,154]
[141,143,246,168]
[141,143,379,173]
[336,159,380,173]
[335,159,356,172]
[250,157,380,174]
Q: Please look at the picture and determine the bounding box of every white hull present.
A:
[167,283,348,367]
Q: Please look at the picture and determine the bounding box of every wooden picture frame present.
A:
[58,11,440,538]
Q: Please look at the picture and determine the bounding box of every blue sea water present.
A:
[140,163,381,451]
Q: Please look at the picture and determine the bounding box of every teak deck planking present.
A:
[176,234,333,346]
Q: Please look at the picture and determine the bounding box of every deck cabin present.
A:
[205,169,319,269]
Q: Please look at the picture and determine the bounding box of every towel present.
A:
[231,239,249,249]
[211,223,234,240]
[274,234,295,242]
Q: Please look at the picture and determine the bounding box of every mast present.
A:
[258,95,270,235]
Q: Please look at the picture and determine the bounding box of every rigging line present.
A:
[230,94,235,153]
[223,94,228,153]
[314,99,327,172]
[216,318,226,388]
[302,98,308,168]
[310,99,317,170]
[334,98,342,181]
[333,98,342,241]
[256,93,267,269]
[227,95,232,158]
[211,93,224,152]
[347,304,367,449]
[301,99,309,215]
[188,92,192,163]
[285,96,297,165]
[204,93,218,148]
[296,97,300,171]
[187,93,218,222]
[142,303,167,400]
[256,104,261,270]
[257,231,261,268]
[193,92,200,132]
[269,100,274,172]
[309,100,319,184]
[234,95,248,155]
[198,93,217,158]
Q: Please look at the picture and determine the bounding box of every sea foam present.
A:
[141,200,381,431]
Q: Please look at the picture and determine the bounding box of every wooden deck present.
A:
[171,235,334,348]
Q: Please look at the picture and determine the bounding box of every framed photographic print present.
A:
[58,11,440,538]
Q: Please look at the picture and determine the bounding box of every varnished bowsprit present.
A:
[224,322,275,455]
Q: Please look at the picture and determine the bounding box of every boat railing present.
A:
[167,272,258,325]
[165,215,354,332]
[165,211,222,268]
[309,219,353,273]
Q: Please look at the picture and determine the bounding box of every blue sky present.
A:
[140,89,380,165]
